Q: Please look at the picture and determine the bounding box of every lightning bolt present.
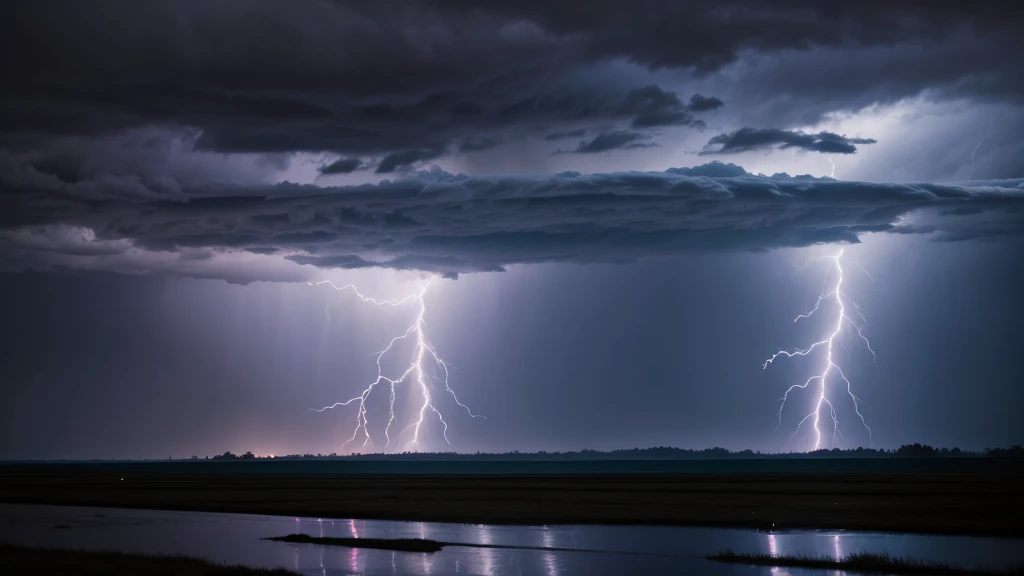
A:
[971,134,990,178]
[971,119,994,178]
[763,249,874,449]
[827,157,836,179]
[855,115,888,139]
[309,277,483,451]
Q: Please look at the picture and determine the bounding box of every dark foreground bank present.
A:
[0,545,298,575]
[709,552,1024,576]
[1,462,1022,536]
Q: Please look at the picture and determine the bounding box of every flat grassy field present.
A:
[1,462,1021,536]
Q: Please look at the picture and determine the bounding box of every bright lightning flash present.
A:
[309,278,482,451]
[763,249,875,449]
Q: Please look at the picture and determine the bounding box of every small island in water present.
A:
[263,534,444,553]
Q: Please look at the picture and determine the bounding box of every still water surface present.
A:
[0,504,1021,575]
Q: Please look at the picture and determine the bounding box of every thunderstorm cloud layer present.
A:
[3,1,1024,283]
[2,160,1023,282]
[4,1,1024,182]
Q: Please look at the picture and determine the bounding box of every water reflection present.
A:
[474,523,498,576]
[347,540,359,573]
[766,533,791,576]
[829,533,844,576]
[318,542,325,576]
[401,521,425,574]
[541,527,560,576]
[1,504,1022,576]
[345,519,360,574]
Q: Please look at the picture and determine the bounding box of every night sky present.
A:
[1,1,1023,459]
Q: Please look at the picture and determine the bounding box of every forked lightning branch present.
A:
[308,278,482,451]
[764,249,875,449]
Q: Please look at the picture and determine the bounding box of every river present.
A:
[1,503,1021,575]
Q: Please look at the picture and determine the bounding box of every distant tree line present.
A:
[196,444,1023,462]
[209,451,257,460]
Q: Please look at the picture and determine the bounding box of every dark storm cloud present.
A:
[376,148,447,174]
[724,31,1024,130]
[0,1,719,166]
[458,137,500,153]
[567,131,657,154]
[544,130,587,142]
[617,85,717,129]
[702,129,878,155]
[462,1,1024,109]
[1,1,1022,282]
[464,1,1021,70]
[5,0,1019,170]
[687,95,725,113]
[319,157,364,175]
[2,158,1022,281]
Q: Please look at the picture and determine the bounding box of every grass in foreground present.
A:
[709,551,1024,575]
[264,533,445,553]
[0,544,298,575]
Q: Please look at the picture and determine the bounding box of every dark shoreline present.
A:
[708,552,1024,576]
[0,544,298,575]
[1,462,1022,537]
